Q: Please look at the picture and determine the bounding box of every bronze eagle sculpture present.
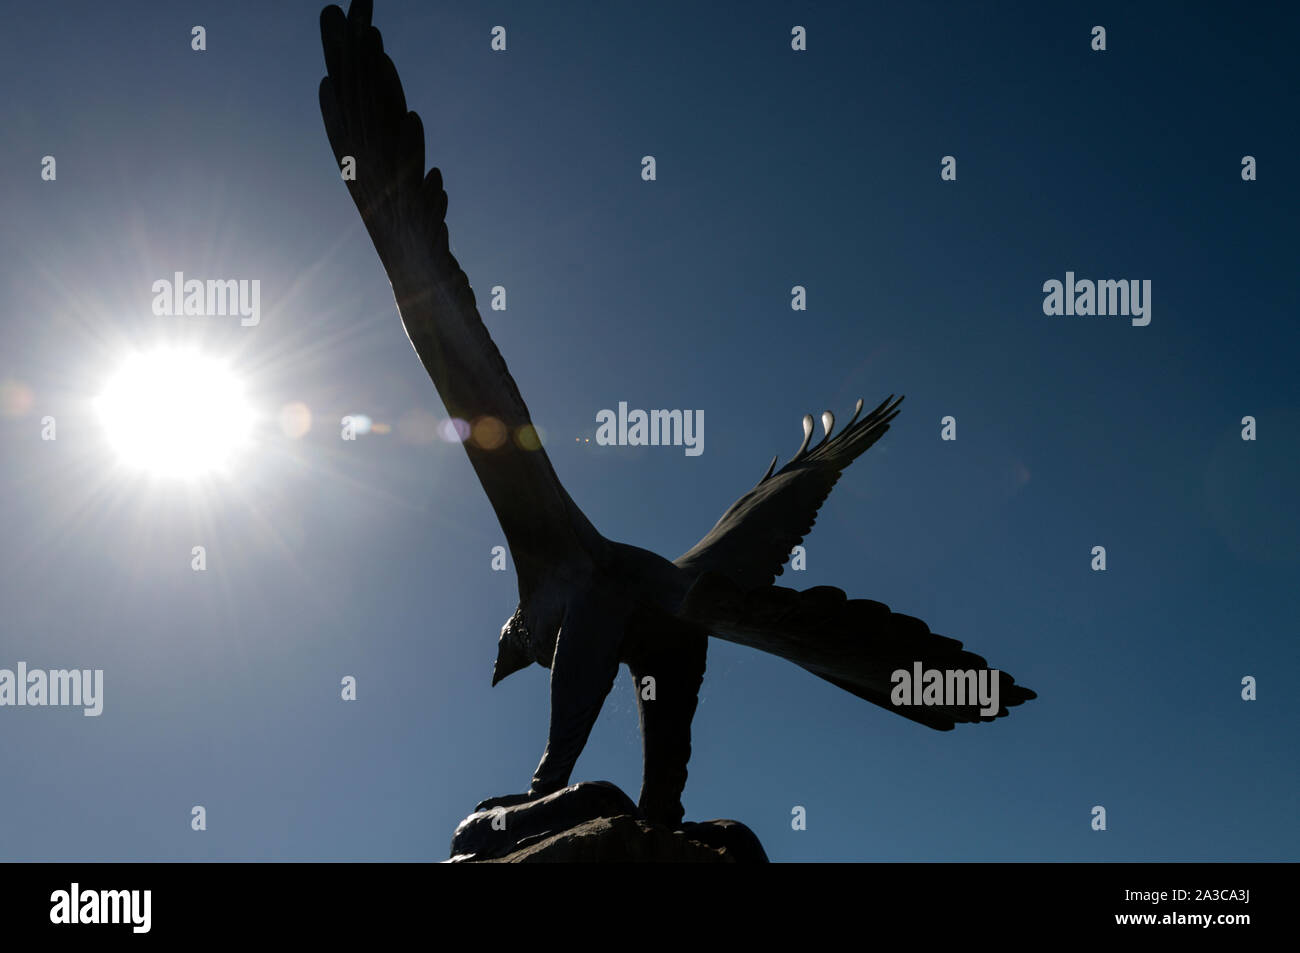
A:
[318,0,1035,827]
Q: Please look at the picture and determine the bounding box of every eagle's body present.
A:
[319,0,1034,827]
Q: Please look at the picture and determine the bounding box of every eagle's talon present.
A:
[474,791,534,813]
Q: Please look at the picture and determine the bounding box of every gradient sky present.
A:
[1,0,1296,862]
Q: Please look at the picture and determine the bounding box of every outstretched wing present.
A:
[680,574,1036,730]
[675,395,903,589]
[318,1,603,579]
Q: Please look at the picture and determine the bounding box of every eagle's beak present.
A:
[492,629,531,686]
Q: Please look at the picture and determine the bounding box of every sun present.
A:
[95,348,254,478]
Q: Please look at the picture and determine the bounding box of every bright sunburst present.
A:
[95,348,254,478]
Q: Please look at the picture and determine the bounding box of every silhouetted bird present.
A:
[319,0,1035,826]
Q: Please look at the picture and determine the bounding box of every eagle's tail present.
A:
[678,572,1036,730]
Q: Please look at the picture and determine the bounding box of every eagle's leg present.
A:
[527,595,624,798]
[627,631,708,828]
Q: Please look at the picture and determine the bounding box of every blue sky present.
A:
[0,0,1296,861]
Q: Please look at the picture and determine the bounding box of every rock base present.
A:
[447,781,767,863]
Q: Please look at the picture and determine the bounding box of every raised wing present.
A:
[318,1,604,581]
[675,395,903,589]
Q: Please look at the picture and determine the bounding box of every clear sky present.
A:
[0,0,1296,861]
